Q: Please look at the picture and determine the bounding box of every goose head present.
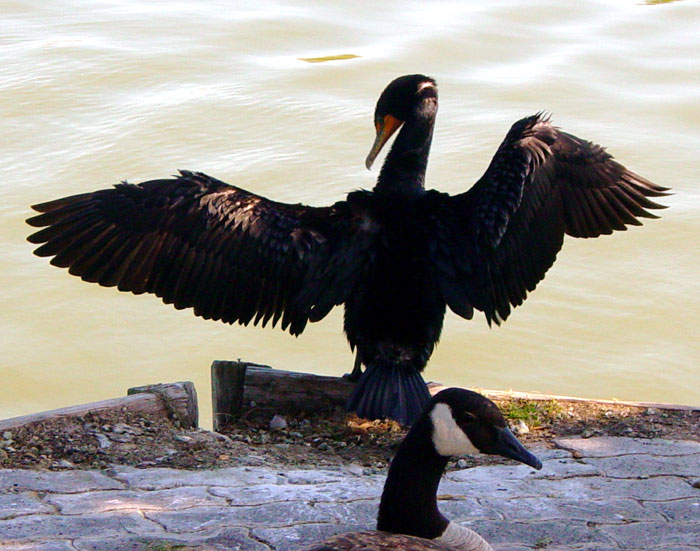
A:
[428,387,542,469]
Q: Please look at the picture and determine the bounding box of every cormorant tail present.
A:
[346,360,431,425]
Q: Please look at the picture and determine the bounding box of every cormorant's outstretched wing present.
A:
[27,170,375,335]
[434,114,670,325]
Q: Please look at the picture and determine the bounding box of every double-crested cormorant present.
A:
[27,74,669,424]
[300,387,542,551]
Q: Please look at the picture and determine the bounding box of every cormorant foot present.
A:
[343,351,364,381]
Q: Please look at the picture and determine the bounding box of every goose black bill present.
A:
[494,426,543,470]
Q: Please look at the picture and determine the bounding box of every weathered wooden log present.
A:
[0,381,199,432]
[211,362,355,429]
[128,381,199,428]
[211,360,250,431]
[244,365,355,411]
[210,363,698,426]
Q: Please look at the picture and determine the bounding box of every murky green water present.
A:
[2,0,698,428]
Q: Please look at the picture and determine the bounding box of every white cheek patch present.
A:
[430,403,479,457]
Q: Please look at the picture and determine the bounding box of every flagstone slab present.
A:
[0,511,162,540]
[0,492,54,519]
[554,437,700,457]
[0,470,122,494]
[111,465,279,490]
[584,453,700,478]
[0,437,698,551]
[45,486,227,515]
[71,528,267,551]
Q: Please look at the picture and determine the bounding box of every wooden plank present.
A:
[210,363,698,421]
[243,365,355,413]
[211,363,355,425]
[128,381,199,428]
[211,360,249,431]
[0,381,199,432]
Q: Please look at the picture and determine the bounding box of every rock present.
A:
[241,455,265,466]
[342,463,365,476]
[94,433,112,449]
[692,480,700,489]
[174,435,194,443]
[113,423,142,435]
[212,432,233,443]
[2,431,12,440]
[269,414,288,432]
[457,458,469,469]
[645,407,659,416]
[513,419,530,435]
[108,433,133,443]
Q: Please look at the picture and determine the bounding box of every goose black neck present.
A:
[377,413,449,539]
[375,115,434,195]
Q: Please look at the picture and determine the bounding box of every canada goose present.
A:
[300,387,542,551]
[27,74,668,424]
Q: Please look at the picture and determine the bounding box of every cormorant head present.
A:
[365,74,438,170]
[428,388,542,470]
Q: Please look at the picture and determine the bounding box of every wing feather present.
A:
[28,170,373,335]
[435,114,669,325]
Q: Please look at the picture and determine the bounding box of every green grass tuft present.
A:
[500,399,564,426]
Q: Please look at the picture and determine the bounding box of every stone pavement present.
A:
[0,437,698,551]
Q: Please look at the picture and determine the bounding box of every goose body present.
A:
[301,387,542,551]
[27,74,669,424]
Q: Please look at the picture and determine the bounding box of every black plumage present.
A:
[27,74,669,424]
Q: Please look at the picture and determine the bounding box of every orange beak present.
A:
[365,114,404,170]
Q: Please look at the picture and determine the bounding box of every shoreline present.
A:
[0,370,698,472]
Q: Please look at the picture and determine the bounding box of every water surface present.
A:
[2,0,698,427]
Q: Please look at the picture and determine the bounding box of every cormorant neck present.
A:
[375,111,435,195]
[376,414,449,539]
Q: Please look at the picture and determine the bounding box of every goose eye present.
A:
[461,411,477,423]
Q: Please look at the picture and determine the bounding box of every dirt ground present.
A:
[1,396,698,472]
